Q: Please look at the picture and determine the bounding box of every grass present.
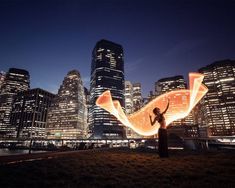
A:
[0,148,235,188]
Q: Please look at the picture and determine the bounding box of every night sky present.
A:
[1,0,235,96]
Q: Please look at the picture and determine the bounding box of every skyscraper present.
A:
[124,81,133,115]
[132,83,143,112]
[155,75,187,96]
[0,68,30,137]
[0,71,6,91]
[147,90,155,103]
[89,39,126,139]
[198,59,235,136]
[46,70,87,139]
[155,75,194,126]
[124,81,142,138]
[84,87,91,137]
[10,88,55,138]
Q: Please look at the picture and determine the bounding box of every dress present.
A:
[158,128,169,158]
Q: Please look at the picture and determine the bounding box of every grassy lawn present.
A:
[0,148,235,188]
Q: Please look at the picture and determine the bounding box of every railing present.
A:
[0,136,234,151]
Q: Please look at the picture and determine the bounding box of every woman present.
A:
[149,102,169,158]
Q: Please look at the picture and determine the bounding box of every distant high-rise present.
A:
[0,68,30,137]
[155,75,194,126]
[132,83,143,112]
[89,39,126,139]
[198,59,235,136]
[10,88,55,138]
[46,70,87,139]
[155,75,186,96]
[124,81,133,115]
[84,87,91,137]
[147,90,155,103]
[124,81,142,138]
[0,71,6,91]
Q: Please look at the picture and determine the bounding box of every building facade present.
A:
[10,88,55,138]
[167,124,199,138]
[124,81,133,115]
[124,81,142,138]
[147,90,155,103]
[46,70,87,139]
[89,39,126,139]
[198,59,235,136]
[0,68,30,137]
[132,83,143,112]
[84,87,91,137]
[155,75,194,126]
[155,75,187,96]
[0,71,6,91]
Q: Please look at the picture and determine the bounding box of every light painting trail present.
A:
[96,73,208,136]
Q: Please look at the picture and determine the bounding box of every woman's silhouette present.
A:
[149,101,169,158]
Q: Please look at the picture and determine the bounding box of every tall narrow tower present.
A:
[132,83,143,112]
[0,68,30,137]
[89,39,126,139]
[125,80,142,138]
[0,71,6,91]
[46,70,87,139]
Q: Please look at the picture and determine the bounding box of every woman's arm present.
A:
[149,115,157,126]
[162,100,170,115]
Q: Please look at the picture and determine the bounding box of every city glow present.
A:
[96,73,208,136]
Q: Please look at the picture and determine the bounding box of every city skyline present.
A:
[1,1,235,187]
[1,59,234,138]
[1,0,235,97]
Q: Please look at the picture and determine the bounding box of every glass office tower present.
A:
[124,80,142,138]
[0,71,6,91]
[0,68,30,137]
[89,39,126,139]
[10,88,55,138]
[198,60,235,136]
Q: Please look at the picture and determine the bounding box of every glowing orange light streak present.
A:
[96,73,208,136]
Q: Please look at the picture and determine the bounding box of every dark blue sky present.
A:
[1,0,235,96]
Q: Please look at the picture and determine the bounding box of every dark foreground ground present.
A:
[0,148,235,188]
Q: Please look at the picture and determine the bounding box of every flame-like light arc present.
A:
[96,73,208,136]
